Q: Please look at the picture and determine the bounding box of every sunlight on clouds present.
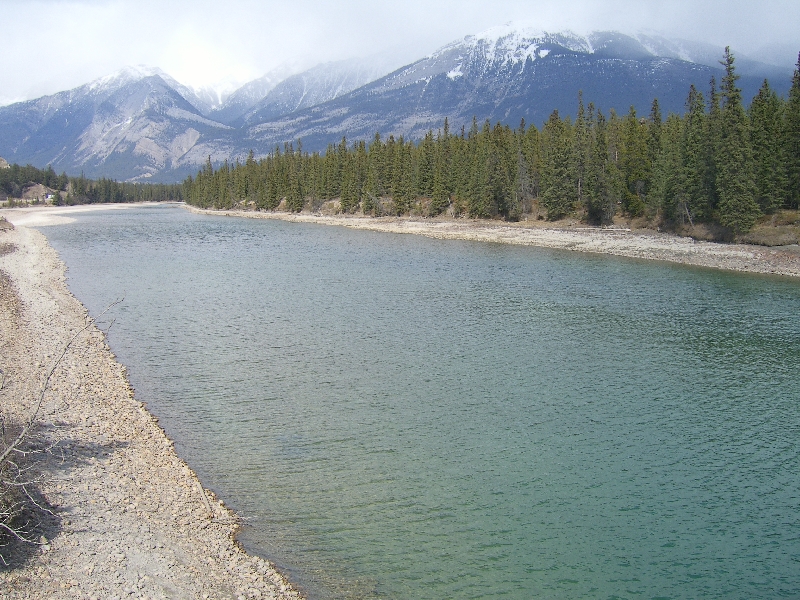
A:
[158,26,258,88]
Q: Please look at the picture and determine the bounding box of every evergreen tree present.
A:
[652,114,686,223]
[285,151,304,212]
[648,98,662,160]
[682,85,711,222]
[703,77,722,213]
[573,92,591,210]
[585,110,617,224]
[489,123,517,220]
[749,80,788,213]
[340,153,358,213]
[716,47,760,233]
[785,53,800,208]
[647,98,663,201]
[416,130,436,198]
[466,121,492,217]
[621,106,650,216]
[429,133,450,216]
[391,139,415,215]
[540,110,575,220]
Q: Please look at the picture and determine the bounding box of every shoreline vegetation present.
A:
[0,205,301,599]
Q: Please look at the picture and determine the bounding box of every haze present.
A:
[2,0,799,106]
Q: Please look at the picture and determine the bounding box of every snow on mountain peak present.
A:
[472,22,544,45]
[88,65,167,93]
[428,24,593,70]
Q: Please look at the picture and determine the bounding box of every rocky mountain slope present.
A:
[0,27,792,182]
[243,27,789,152]
[238,56,406,127]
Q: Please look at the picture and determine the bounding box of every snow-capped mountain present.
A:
[208,63,306,125]
[239,57,406,127]
[243,27,790,153]
[187,80,243,115]
[0,26,793,182]
[0,66,234,180]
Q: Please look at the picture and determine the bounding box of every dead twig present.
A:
[0,298,123,559]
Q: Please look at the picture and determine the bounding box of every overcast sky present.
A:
[2,0,798,106]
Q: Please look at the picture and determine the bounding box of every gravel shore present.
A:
[186,206,800,278]
[0,214,300,599]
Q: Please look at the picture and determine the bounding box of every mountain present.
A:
[238,56,409,127]
[207,63,304,125]
[242,26,791,152]
[0,66,234,181]
[0,26,794,182]
[632,33,792,79]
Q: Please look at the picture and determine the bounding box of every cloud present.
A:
[1,0,798,104]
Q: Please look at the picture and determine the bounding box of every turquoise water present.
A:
[42,205,800,599]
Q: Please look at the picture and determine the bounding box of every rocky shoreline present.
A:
[185,206,800,278]
[0,211,301,599]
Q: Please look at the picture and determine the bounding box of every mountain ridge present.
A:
[0,27,793,182]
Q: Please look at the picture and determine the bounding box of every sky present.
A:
[2,0,799,106]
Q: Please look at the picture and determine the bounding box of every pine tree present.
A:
[489,123,517,220]
[652,114,686,223]
[749,79,788,213]
[416,131,436,199]
[340,153,358,213]
[391,139,415,215]
[521,121,540,200]
[466,122,492,217]
[573,92,591,211]
[585,110,617,224]
[785,53,800,209]
[285,153,304,212]
[429,135,450,216]
[621,105,650,216]
[703,77,722,212]
[647,98,663,211]
[682,85,710,222]
[539,110,575,220]
[647,98,662,185]
[716,47,760,233]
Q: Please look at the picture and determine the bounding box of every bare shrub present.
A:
[0,300,121,565]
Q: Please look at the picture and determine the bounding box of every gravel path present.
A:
[0,220,301,599]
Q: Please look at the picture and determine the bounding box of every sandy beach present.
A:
[185,206,800,278]
[0,205,300,599]
[3,203,148,227]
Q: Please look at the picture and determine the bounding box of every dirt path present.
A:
[0,220,300,599]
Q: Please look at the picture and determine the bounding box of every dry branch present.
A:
[0,299,122,561]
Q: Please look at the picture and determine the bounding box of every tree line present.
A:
[1,164,183,205]
[185,49,800,235]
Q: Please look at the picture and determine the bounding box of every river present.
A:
[40,204,800,599]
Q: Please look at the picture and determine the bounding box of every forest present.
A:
[184,49,800,235]
[0,164,183,205]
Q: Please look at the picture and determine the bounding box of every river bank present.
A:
[186,205,800,278]
[0,207,300,599]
